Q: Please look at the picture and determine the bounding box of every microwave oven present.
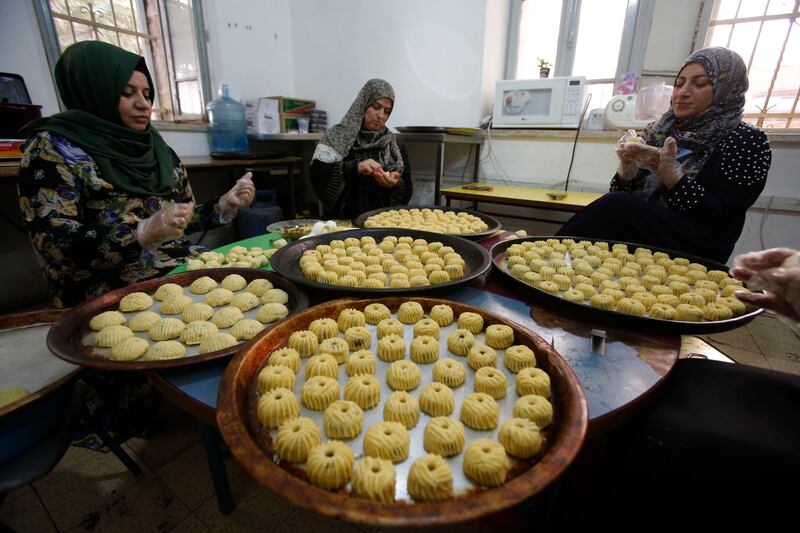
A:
[492,76,586,129]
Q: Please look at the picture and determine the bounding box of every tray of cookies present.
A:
[217,297,587,527]
[47,269,309,371]
[353,205,501,240]
[269,229,491,295]
[491,236,762,334]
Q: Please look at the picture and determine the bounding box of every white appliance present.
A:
[492,76,587,128]
[603,93,651,130]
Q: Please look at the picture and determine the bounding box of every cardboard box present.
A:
[244,98,280,134]
[268,96,315,115]
[280,113,301,133]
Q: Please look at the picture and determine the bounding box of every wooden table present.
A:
[442,182,601,212]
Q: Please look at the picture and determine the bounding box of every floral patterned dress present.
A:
[18,131,226,307]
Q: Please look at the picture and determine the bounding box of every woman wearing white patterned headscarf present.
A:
[311,79,412,219]
[557,47,771,263]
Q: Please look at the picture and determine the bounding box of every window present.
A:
[34,0,210,121]
[704,0,800,129]
[509,0,655,111]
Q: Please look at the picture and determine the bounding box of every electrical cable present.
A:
[759,194,775,249]
[562,93,592,193]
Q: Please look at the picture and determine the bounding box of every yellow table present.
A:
[440,183,602,213]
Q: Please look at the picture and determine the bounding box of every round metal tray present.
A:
[217,296,587,527]
[47,269,309,371]
[491,236,762,335]
[270,228,492,295]
[353,205,501,241]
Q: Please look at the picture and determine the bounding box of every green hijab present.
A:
[21,41,175,197]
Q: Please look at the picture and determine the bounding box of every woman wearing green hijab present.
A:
[18,41,254,307]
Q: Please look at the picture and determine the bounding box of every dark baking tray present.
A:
[353,205,501,241]
[270,228,491,295]
[47,269,309,371]
[490,236,762,335]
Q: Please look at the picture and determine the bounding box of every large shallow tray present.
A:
[491,236,762,335]
[270,228,492,295]
[47,269,308,371]
[353,205,501,241]
[217,297,587,527]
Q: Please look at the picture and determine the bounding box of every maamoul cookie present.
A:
[377,318,403,338]
[346,350,376,376]
[383,391,420,429]
[675,303,704,322]
[204,288,234,307]
[262,288,289,304]
[119,292,153,312]
[182,303,214,323]
[128,311,160,332]
[301,376,340,411]
[703,302,733,321]
[199,332,237,354]
[504,344,536,373]
[309,318,338,340]
[344,326,372,351]
[460,392,500,430]
[305,353,339,380]
[323,399,363,439]
[351,457,396,503]
[377,334,405,362]
[407,454,453,502]
[514,394,553,429]
[499,418,542,458]
[468,344,497,370]
[258,387,300,428]
[256,365,296,394]
[397,301,424,324]
[432,358,466,387]
[474,367,508,399]
[386,360,421,391]
[410,335,439,364]
[275,416,320,463]
[616,297,647,316]
[306,441,354,490]
[338,308,365,332]
[364,303,391,324]
[267,347,301,373]
[221,273,247,291]
[180,320,218,345]
[363,421,410,463]
[89,310,126,331]
[516,367,551,397]
[423,417,465,457]
[288,330,318,358]
[429,304,454,326]
[210,306,243,329]
[245,278,273,297]
[413,318,440,339]
[344,374,381,409]
[457,312,484,333]
[463,439,510,487]
[108,337,149,361]
[230,292,260,312]
[485,324,514,349]
[229,318,263,340]
[189,276,217,294]
[314,337,346,365]
[447,329,474,356]
[256,302,289,324]
[717,296,747,316]
[419,382,455,417]
[143,340,186,361]
[154,283,183,301]
[148,318,185,341]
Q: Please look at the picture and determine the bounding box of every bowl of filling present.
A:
[267,219,321,241]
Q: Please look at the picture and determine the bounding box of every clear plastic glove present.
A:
[614,130,641,181]
[218,172,255,223]
[617,136,682,187]
[136,202,195,249]
[731,247,800,330]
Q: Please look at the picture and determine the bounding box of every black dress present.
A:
[557,123,770,263]
[310,143,412,219]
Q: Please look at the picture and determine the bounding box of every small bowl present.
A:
[266,219,321,240]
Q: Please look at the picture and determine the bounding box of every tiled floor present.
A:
[1,312,797,533]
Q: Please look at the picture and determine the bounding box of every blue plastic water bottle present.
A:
[206,84,248,153]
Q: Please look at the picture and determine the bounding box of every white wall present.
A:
[289,0,494,128]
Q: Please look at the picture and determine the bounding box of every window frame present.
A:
[32,0,211,122]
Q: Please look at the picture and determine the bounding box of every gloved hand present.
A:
[614,131,640,182]
[219,172,255,223]
[731,247,800,330]
[617,136,682,188]
[136,201,195,249]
